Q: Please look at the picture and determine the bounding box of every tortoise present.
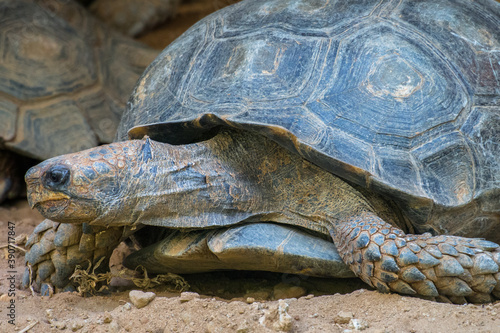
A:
[0,0,158,202]
[23,0,500,303]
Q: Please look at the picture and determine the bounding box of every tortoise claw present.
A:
[21,267,33,290]
[40,283,54,297]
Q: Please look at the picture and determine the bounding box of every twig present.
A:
[17,320,38,333]
[0,243,27,253]
[27,264,35,297]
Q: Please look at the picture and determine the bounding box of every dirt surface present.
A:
[1,202,500,333]
[2,1,500,332]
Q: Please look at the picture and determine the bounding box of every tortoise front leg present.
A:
[22,219,129,295]
[331,212,500,303]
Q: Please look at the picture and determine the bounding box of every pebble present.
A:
[121,302,132,311]
[348,318,369,331]
[0,294,10,302]
[129,290,156,309]
[304,294,314,300]
[273,283,307,300]
[96,312,112,324]
[179,291,200,303]
[276,300,293,332]
[259,300,293,332]
[334,311,354,324]
[70,321,84,331]
[246,297,255,304]
[54,321,67,330]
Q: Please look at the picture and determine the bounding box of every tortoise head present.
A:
[25,140,147,223]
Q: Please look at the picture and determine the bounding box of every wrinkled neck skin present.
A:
[90,129,383,236]
[26,128,393,235]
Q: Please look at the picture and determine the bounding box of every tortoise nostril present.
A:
[42,165,70,189]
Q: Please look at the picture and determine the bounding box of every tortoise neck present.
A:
[94,129,379,235]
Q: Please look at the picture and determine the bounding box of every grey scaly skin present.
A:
[23,129,500,302]
[334,213,500,303]
[22,220,130,295]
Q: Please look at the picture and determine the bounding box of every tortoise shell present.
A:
[119,0,500,239]
[0,0,157,160]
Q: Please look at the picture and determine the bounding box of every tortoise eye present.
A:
[43,165,70,189]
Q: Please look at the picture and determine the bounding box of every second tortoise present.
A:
[0,0,158,201]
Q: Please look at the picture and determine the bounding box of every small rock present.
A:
[54,321,67,330]
[70,321,84,331]
[121,302,132,311]
[129,290,156,309]
[259,300,293,332]
[273,283,307,300]
[97,312,112,324]
[179,291,200,303]
[276,300,293,332]
[304,294,314,300]
[246,297,255,304]
[334,311,354,324]
[348,318,369,331]
[0,294,10,302]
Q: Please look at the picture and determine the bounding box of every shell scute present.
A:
[120,0,500,233]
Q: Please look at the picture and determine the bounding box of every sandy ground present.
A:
[1,201,500,333]
[1,1,500,332]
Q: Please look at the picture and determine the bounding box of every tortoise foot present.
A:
[23,219,125,294]
[334,213,500,303]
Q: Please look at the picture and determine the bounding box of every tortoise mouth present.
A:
[34,198,69,206]
[27,188,71,209]
[33,198,70,216]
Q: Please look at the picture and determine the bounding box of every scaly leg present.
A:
[23,219,129,295]
[331,212,500,303]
